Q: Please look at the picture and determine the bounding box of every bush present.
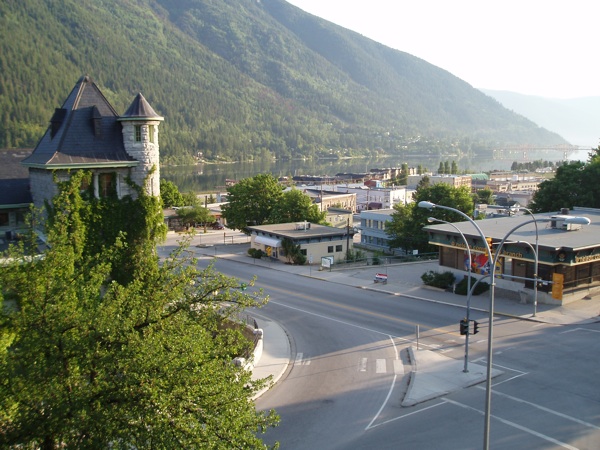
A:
[421,270,456,289]
[247,248,265,259]
[454,276,490,296]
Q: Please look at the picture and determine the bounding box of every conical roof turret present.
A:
[119,93,163,121]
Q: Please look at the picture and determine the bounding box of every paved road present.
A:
[160,231,600,449]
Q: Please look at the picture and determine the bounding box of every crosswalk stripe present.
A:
[359,357,368,372]
[376,359,387,373]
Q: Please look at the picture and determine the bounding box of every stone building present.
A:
[21,75,163,211]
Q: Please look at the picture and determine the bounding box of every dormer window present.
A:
[135,125,142,142]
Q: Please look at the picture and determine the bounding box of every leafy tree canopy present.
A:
[475,188,494,205]
[177,205,215,227]
[0,173,279,449]
[387,183,474,253]
[530,147,600,212]
[160,179,184,207]
[269,188,326,225]
[222,174,284,232]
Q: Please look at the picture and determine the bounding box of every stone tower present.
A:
[118,93,164,197]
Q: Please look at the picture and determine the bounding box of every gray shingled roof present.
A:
[22,76,138,168]
[0,150,33,207]
[0,179,32,206]
[120,93,164,121]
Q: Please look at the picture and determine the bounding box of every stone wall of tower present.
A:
[121,121,161,197]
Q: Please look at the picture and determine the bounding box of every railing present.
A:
[332,253,438,269]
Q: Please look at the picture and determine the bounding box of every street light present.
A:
[490,205,540,316]
[428,217,473,373]
[419,201,590,449]
[418,201,495,450]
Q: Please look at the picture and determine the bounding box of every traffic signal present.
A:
[473,321,480,335]
[460,318,469,335]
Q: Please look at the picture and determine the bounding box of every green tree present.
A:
[437,161,445,174]
[160,179,184,207]
[280,238,306,265]
[177,205,215,228]
[222,174,283,232]
[0,176,279,449]
[182,191,201,207]
[475,188,494,205]
[269,188,326,224]
[451,160,458,174]
[530,147,600,212]
[387,183,474,253]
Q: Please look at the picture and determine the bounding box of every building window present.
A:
[0,212,8,226]
[300,249,307,256]
[336,245,343,252]
[149,124,155,143]
[327,245,334,253]
[99,173,115,198]
[135,125,142,142]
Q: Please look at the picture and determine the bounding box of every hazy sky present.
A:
[286,0,599,99]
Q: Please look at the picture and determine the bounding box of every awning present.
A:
[255,236,281,247]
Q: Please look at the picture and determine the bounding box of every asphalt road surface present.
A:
[160,237,600,449]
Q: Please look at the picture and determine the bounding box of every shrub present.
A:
[454,276,490,295]
[247,248,265,259]
[421,270,456,289]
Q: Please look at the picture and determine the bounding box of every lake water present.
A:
[162,148,593,193]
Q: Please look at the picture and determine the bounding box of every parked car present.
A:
[211,222,224,230]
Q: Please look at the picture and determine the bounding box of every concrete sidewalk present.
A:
[167,234,600,404]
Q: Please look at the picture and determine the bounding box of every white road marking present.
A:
[295,353,304,365]
[560,327,600,334]
[367,402,448,430]
[365,336,399,430]
[269,300,438,347]
[359,357,367,372]
[475,386,600,431]
[376,359,387,373]
[443,398,580,449]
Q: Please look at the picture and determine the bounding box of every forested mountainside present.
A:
[0,0,566,164]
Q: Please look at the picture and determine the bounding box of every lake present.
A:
[161,148,593,193]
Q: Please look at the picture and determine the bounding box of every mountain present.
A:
[481,90,600,149]
[0,0,567,164]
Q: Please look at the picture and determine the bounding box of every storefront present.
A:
[424,207,600,305]
[248,222,353,265]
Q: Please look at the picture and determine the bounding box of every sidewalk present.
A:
[171,234,600,403]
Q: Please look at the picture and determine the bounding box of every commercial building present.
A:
[248,222,353,264]
[424,207,600,305]
[359,209,394,252]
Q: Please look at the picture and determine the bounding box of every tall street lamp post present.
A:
[428,217,473,373]
[418,201,495,449]
[419,201,590,449]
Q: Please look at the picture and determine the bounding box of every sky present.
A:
[285,0,599,99]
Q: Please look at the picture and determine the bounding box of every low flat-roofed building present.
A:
[248,222,353,264]
[424,206,600,305]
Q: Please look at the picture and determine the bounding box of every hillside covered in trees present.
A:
[0,0,567,164]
